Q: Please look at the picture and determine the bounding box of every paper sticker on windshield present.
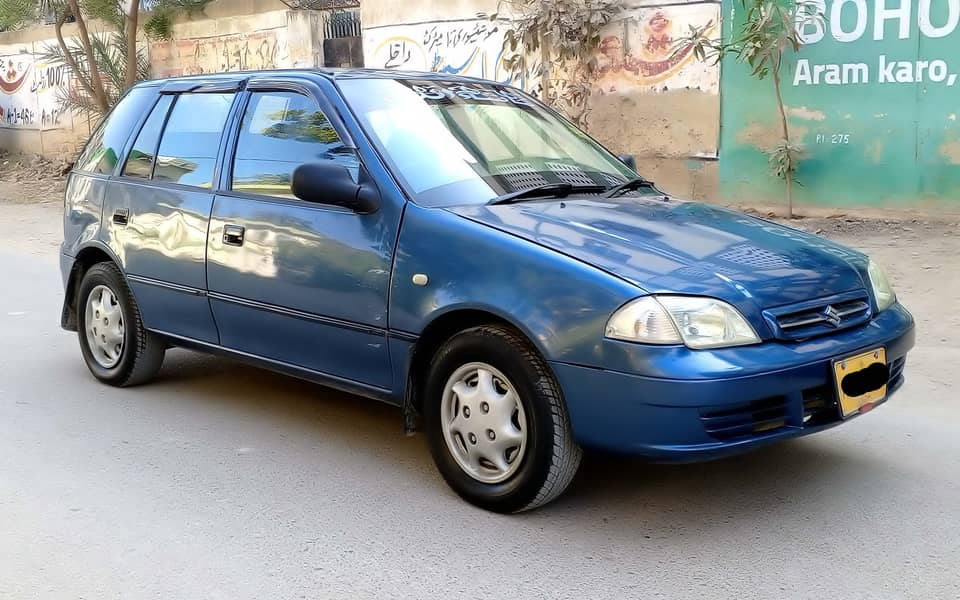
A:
[407,81,534,107]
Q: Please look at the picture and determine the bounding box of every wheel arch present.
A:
[61,243,124,331]
[402,306,551,432]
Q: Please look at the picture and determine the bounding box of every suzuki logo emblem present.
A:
[823,305,842,327]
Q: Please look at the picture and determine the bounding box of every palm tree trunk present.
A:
[124,0,140,89]
[54,11,100,111]
[65,0,110,113]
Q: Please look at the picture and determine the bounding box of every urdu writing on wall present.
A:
[0,54,71,130]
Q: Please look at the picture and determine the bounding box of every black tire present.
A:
[425,325,582,513]
[76,262,165,387]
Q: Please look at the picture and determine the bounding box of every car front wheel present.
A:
[77,262,165,387]
[425,325,582,512]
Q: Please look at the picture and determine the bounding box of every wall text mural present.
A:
[364,19,522,85]
[150,30,290,78]
[593,3,719,95]
[364,4,719,95]
[0,53,71,130]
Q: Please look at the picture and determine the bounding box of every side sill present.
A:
[152,329,401,406]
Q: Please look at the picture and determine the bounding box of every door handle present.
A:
[112,208,129,226]
[223,224,245,247]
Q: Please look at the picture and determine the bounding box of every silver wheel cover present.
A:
[440,362,528,484]
[84,284,125,369]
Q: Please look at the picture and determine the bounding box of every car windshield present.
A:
[338,78,637,207]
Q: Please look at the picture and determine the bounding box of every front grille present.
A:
[699,395,790,440]
[802,385,838,426]
[703,358,904,441]
[764,291,872,341]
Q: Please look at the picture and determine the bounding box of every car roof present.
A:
[133,68,494,90]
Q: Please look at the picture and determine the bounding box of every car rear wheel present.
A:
[425,325,582,512]
[77,262,165,386]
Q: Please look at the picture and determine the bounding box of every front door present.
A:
[206,84,398,390]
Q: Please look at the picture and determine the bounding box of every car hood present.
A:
[448,196,870,319]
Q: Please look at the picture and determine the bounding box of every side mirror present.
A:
[618,154,637,171]
[291,161,381,214]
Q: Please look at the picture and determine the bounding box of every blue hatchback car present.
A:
[60,69,914,512]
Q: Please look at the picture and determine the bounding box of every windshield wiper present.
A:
[487,183,606,206]
[603,177,656,198]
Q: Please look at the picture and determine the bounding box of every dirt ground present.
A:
[0,151,71,204]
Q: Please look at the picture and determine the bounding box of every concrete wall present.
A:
[588,1,720,200]
[0,0,329,160]
[0,23,96,159]
[720,0,960,210]
[150,0,326,78]
[2,0,722,200]
[361,0,722,200]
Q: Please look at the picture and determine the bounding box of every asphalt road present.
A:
[1,237,958,599]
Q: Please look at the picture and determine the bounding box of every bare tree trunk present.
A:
[772,66,793,219]
[65,0,110,113]
[124,0,140,89]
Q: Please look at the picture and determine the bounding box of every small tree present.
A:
[682,0,823,218]
[484,0,621,129]
[40,0,206,116]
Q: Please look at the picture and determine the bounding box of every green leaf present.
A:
[0,0,36,31]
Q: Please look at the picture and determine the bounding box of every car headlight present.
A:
[605,295,760,349]
[867,259,896,312]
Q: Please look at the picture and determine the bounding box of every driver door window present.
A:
[231,91,357,199]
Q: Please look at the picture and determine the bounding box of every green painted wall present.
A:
[720,0,960,207]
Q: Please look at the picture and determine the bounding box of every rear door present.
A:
[104,86,240,343]
[205,78,399,390]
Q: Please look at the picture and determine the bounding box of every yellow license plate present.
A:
[833,348,887,418]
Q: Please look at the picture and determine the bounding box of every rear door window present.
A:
[154,93,235,188]
[121,95,173,180]
[231,90,356,198]
[74,86,158,175]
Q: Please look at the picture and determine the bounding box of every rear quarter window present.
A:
[122,95,174,179]
[74,86,159,175]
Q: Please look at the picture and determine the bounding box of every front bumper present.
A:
[551,303,915,460]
